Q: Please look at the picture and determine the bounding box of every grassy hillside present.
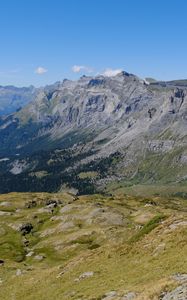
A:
[0,191,186,299]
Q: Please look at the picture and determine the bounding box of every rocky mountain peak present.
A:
[0,72,187,194]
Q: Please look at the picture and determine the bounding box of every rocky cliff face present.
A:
[0,71,187,193]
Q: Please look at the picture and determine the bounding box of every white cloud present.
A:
[35,66,48,75]
[72,65,93,73]
[102,68,122,77]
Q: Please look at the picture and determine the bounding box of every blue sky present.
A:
[1,0,187,86]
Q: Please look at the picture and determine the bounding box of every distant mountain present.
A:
[0,85,36,115]
[0,72,187,193]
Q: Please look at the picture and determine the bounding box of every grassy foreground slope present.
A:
[0,191,186,299]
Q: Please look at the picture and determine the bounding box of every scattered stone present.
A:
[121,292,136,300]
[161,285,187,300]
[169,221,187,230]
[95,202,102,207]
[25,200,37,209]
[26,251,34,257]
[38,206,55,214]
[153,242,166,256]
[0,211,11,216]
[60,204,73,214]
[34,255,45,261]
[46,203,57,209]
[0,260,4,266]
[75,271,94,282]
[45,200,58,207]
[56,271,65,278]
[79,271,94,279]
[102,291,117,299]
[172,273,187,283]
[22,237,30,247]
[19,223,33,235]
[16,269,22,276]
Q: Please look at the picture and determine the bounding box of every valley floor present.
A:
[0,190,186,299]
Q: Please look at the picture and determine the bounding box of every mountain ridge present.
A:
[0,71,187,194]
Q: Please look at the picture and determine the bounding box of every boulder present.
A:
[19,223,33,235]
[74,271,94,282]
[0,260,4,266]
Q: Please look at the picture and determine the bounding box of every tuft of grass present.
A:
[129,214,166,243]
[71,235,95,245]
[0,225,25,262]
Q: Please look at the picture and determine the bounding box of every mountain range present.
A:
[0,71,187,194]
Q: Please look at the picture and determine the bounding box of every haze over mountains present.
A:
[0,85,36,115]
[0,71,187,194]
